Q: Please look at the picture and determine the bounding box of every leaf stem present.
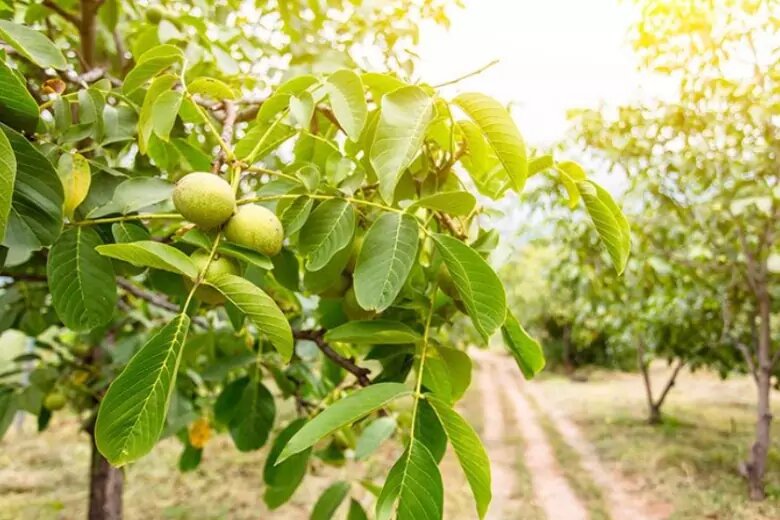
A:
[71,213,183,226]
[431,59,500,89]
[408,281,438,442]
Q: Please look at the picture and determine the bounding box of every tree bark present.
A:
[562,324,574,374]
[87,427,124,520]
[746,284,772,501]
[79,0,102,70]
[636,341,658,424]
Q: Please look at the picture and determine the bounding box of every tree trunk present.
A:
[562,325,574,374]
[636,341,658,424]
[88,428,124,520]
[79,0,100,70]
[746,287,772,501]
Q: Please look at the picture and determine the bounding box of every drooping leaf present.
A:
[0,130,15,242]
[501,310,545,379]
[376,438,443,520]
[0,124,64,258]
[96,241,198,278]
[578,179,631,274]
[123,44,183,94]
[415,399,447,463]
[454,93,527,191]
[58,153,91,219]
[355,416,396,460]
[311,481,350,520]
[299,198,355,270]
[95,314,191,466]
[354,212,418,312]
[370,86,434,203]
[207,274,294,361]
[47,227,117,331]
[325,320,421,345]
[555,160,586,209]
[423,346,472,404]
[0,20,67,69]
[433,234,506,340]
[152,90,183,142]
[326,69,368,141]
[279,195,313,236]
[278,383,411,463]
[216,242,273,270]
[408,192,476,216]
[428,396,491,519]
[0,60,38,133]
[289,92,314,128]
[264,418,311,509]
[229,377,275,451]
[137,74,178,154]
[347,499,370,520]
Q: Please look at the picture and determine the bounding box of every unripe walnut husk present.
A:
[145,6,165,24]
[185,250,239,305]
[224,204,284,257]
[343,286,375,321]
[173,172,236,230]
[44,391,66,411]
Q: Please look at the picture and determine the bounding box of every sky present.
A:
[416,0,642,147]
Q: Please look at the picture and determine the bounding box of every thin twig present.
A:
[212,101,238,173]
[117,278,209,328]
[42,0,81,26]
[431,59,500,89]
[294,329,371,386]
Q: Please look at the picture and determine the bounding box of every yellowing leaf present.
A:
[58,153,91,218]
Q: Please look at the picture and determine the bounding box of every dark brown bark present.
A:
[562,325,574,374]
[87,426,123,520]
[79,0,103,70]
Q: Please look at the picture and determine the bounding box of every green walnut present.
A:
[345,234,364,274]
[437,264,460,301]
[43,391,67,411]
[224,204,284,257]
[173,172,236,229]
[320,273,351,298]
[343,286,375,321]
[186,250,239,305]
[145,6,165,24]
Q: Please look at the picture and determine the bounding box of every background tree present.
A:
[571,0,779,499]
[0,1,627,519]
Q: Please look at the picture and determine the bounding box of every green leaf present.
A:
[408,192,476,216]
[264,418,311,509]
[96,241,197,278]
[88,177,174,217]
[0,389,17,440]
[355,416,396,460]
[234,120,296,163]
[207,274,294,361]
[95,314,191,466]
[279,195,313,236]
[376,438,443,520]
[454,92,527,192]
[0,60,38,133]
[217,242,273,270]
[299,198,355,271]
[578,180,631,274]
[123,45,183,94]
[57,153,91,219]
[370,86,434,203]
[428,396,491,519]
[137,74,177,154]
[326,69,368,141]
[0,123,63,257]
[347,499,370,520]
[433,234,506,341]
[555,160,586,209]
[47,227,117,331]
[325,320,421,344]
[0,20,67,69]
[354,213,418,312]
[423,346,472,403]
[278,383,411,462]
[0,129,15,243]
[501,311,545,379]
[311,481,350,520]
[152,90,183,142]
[187,77,237,100]
[289,92,314,128]
[229,377,275,451]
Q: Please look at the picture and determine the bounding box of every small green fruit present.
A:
[186,250,239,305]
[320,273,350,298]
[173,172,236,229]
[224,204,284,257]
[345,234,364,273]
[437,264,460,301]
[44,391,66,411]
[145,6,165,24]
[343,286,374,321]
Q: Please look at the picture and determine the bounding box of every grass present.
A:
[535,364,780,520]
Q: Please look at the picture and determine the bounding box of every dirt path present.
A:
[522,379,668,520]
[473,350,663,520]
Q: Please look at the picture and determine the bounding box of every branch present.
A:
[117,278,208,328]
[42,0,82,27]
[654,358,685,409]
[737,341,760,384]
[294,329,371,386]
[212,101,238,173]
[432,59,500,89]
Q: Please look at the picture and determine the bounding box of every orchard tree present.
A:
[573,0,779,499]
[0,1,629,519]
